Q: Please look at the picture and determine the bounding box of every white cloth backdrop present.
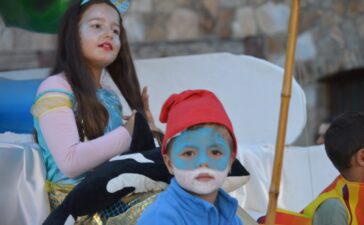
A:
[0,53,331,224]
[0,133,49,225]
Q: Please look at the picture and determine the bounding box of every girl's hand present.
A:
[123,110,136,136]
[142,86,163,134]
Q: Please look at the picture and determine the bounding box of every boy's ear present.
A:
[356,148,364,167]
[162,154,174,175]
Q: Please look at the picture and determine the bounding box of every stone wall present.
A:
[1,0,364,144]
[2,0,363,76]
[0,17,56,70]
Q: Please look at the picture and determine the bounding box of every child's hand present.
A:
[124,110,136,136]
[142,86,163,134]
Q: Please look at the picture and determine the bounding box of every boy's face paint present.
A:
[172,166,229,195]
[170,127,231,171]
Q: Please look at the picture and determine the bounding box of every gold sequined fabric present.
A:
[47,181,104,225]
[106,192,160,225]
[46,181,160,225]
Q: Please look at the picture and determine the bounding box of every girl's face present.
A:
[79,3,121,74]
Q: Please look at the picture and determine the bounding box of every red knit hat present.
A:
[159,89,237,158]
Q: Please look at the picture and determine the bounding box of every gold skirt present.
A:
[46,181,160,225]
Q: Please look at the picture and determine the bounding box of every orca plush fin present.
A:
[129,111,156,152]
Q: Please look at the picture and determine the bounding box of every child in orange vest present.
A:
[305,111,364,225]
[258,112,364,225]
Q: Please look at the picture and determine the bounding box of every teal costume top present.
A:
[33,88,123,185]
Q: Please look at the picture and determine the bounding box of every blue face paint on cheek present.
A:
[170,127,231,171]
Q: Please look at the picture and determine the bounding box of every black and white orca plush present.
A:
[43,112,249,225]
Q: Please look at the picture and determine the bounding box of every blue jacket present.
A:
[137,178,243,225]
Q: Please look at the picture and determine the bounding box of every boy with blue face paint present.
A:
[137,90,243,225]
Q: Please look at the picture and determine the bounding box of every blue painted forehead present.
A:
[166,124,233,153]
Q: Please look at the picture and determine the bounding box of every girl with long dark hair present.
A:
[31,0,158,223]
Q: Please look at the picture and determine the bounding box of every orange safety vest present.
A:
[258,176,364,225]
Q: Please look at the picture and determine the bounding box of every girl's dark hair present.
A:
[324,111,364,172]
[52,0,143,140]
